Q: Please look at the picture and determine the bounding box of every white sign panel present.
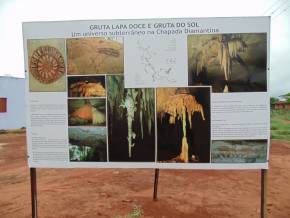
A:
[23,17,270,169]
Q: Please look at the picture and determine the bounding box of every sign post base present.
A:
[261,169,268,218]
[153,169,160,201]
[30,168,38,218]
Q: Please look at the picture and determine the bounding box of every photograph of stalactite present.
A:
[107,75,155,162]
[67,37,124,75]
[68,76,106,97]
[157,87,211,163]
[68,99,106,126]
[188,33,267,93]
[69,127,107,162]
[28,39,66,92]
[211,140,267,163]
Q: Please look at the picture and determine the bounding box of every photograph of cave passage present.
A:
[157,87,211,163]
[68,99,106,126]
[107,75,155,162]
[68,76,106,97]
[188,33,267,93]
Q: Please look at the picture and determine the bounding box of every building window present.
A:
[0,98,7,113]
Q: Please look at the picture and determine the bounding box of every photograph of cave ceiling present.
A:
[188,33,267,93]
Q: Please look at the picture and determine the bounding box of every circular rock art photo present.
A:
[30,46,65,84]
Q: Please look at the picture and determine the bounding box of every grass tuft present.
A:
[271,110,290,141]
[115,204,144,218]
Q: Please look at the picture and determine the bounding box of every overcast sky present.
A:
[0,0,289,96]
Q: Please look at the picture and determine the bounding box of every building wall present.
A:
[274,104,283,109]
[274,103,290,110]
[0,77,25,129]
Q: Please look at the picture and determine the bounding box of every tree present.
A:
[270,97,279,104]
[281,93,290,103]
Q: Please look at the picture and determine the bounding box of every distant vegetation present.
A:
[271,109,290,141]
[0,128,26,134]
[283,93,290,102]
[270,97,279,104]
[271,92,290,104]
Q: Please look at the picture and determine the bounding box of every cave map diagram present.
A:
[124,36,187,88]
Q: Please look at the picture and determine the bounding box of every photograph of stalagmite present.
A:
[107,75,155,162]
[68,76,106,97]
[68,99,106,126]
[69,127,107,162]
[188,33,267,93]
[157,87,211,163]
[28,39,66,92]
[211,140,267,163]
[67,37,124,75]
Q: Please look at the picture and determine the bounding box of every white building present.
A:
[0,76,25,129]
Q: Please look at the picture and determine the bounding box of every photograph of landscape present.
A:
[69,127,107,162]
[4,7,288,217]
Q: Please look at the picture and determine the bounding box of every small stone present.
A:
[122,199,133,203]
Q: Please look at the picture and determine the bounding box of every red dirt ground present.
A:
[0,132,290,218]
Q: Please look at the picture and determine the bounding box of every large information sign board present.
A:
[23,17,270,169]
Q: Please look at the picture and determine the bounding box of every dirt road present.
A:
[0,133,290,218]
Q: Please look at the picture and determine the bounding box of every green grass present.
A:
[115,204,144,218]
[271,109,290,141]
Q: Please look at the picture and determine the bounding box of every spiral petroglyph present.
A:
[30,46,65,84]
